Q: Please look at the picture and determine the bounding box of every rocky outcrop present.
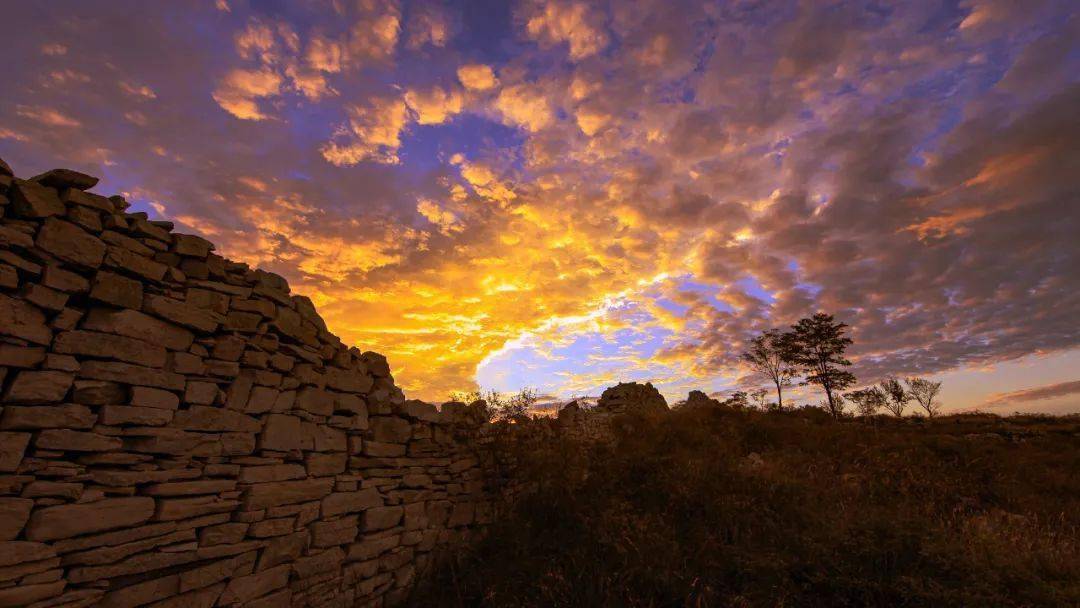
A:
[595,382,669,414]
[682,390,723,409]
[0,161,495,608]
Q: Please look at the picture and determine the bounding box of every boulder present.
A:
[595,382,669,414]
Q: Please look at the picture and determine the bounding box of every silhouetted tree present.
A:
[879,377,910,417]
[741,329,799,409]
[724,391,749,409]
[749,388,770,410]
[450,387,538,421]
[847,387,886,417]
[906,377,943,418]
[786,313,856,419]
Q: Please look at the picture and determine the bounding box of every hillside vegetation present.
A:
[414,406,1080,607]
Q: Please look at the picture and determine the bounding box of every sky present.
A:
[1,0,1078,413]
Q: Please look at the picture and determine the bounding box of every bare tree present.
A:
[741,329,799,410]
[878,377,909,417]
[749,388,770,410]
[847,387,886,418]
[449,387,538,421]
[786,313,856,419]
[906,377,943,418]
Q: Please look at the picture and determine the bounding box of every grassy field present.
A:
[413,407,1080,607]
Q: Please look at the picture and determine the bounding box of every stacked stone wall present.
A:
[0,160,497,608]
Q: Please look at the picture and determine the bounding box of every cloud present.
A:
[457,64,499,91]
[983,380,1080,407]
[406,4,453,49]
[416,198,462,234]
[494,83,554,132]
[523,1,609,60]
[2,0,1076,406]
[404,86,463,125]
[212,68,284,120]
[15,105,81,128]
[321,95,410,165]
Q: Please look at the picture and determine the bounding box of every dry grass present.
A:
[413,407,1080,607]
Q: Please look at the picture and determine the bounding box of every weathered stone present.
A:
[256,531,306,571]
[362,506,403,531]
[0,344,46,368]
[100,229,152,256]
[154,497,240,521]
[54,329,167,367]
[362,351,391,377]
[403,399,440,422]
[62,187,114,212]
[311,515,358,547]
[30,168,98,191]
[100,405,173,426]
[71,380,125,405]
[10,179,65,218]
[89,270,143,308]
[292,546,344,579]
[143,294,220,333]
[35,429,122,452]
[42,265,90,293]
[36,218,106,268]
[103,246,167,281]
[321,488,382,518]
[0,581,66,607]
[24,497,155,541]
[363,441,406,457]
[0,498,34,540]
[79,360,185,390]
[173,234,213,258]
[0,404,95,429]
[370,416,412,443]
[0,432,31,472]
[171,406,260,432]
[184,381,219,405]
[199,522,248,547]
[98,574,178,608]
[295,386,333,416]
[243,478,334,510]
[144,479,236,496]
[238,464,306,484]
[306,452,347,477]
[325,367,374,393]
[22,283,68,312]
[2,370,73,403]
[248,517,294,538]
[82,308,194,351]
[259,414,302,452]
[346,534,400,562]
[0,541,55,567]
[0,293,52,345]
[130,386,180,410]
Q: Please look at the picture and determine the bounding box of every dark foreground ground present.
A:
[413,407,1080,607]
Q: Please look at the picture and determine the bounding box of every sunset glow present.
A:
[2,0,1077,410]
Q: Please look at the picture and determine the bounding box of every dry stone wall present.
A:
[0,160,497,608]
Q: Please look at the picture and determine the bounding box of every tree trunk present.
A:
[774,380,783,410]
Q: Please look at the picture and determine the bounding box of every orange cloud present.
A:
[212,68,283,120]
[321,95,409,165]
[457,64,499,91]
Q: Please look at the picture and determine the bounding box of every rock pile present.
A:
[594,382,669,415]
[0,161,494,608]
[682,390,722,409]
